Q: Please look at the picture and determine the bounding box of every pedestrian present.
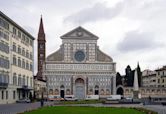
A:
[41,99,44,107]
[149,96,151,102]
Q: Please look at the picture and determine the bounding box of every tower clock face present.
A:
[74,50,85,62]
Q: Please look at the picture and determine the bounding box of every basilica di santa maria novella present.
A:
[44,27,116,99]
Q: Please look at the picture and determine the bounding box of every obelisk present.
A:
[133,69,139,99]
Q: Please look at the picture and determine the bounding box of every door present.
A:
[75,85,85,99]
[60,85,65,98]
[60,90,65,98]
[75,78,85,99]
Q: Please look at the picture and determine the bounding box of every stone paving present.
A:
[144,105,166,114]
[0,102,53,114]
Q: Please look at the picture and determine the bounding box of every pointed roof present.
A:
[38,15,45,41]
[60,26,99,40]
[137,62,140,70]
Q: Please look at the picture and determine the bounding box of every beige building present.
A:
[142,66,166,88]
[0,11,34,104]
[142,69,157,87]
[123,66,166,99]
[123,87,166,98]
[156,66,166,87]
[34,77,46,99]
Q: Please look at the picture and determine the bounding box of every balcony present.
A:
[17,85,33,90]
[0,82,8,89]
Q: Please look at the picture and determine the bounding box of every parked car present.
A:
[64,96,78,101]
[48,96,64,101]
[16,98,31,103]
[125,97,133,100]
[106,95,121,101]
[86,95,99,100]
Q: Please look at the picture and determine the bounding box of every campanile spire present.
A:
[37,15,46,80]
[38,15,45,41]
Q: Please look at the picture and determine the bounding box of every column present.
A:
[113,74,116,95]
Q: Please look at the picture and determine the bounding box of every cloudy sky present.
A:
[1,0,166,74]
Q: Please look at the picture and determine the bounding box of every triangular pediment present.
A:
[60,26,99,40]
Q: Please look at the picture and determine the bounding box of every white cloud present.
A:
[64,2,124,25]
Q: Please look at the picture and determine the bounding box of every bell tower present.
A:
[37,16,46,80]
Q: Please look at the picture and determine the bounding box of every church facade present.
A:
[44,27,116,99]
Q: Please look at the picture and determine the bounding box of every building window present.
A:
[26,37,29,44]
[22,48,25,56]
[0,42,9,54]
[13,55,17,65]
[3,32,9,41]
[0,74,2,83]
[30,77,33,87]
[0,57,9,69]
[22,34,25,41]
[13,43,16,52]
[13,27,17,35]
[27,77,29,86]
[18,31,21,38]
[22,59,25,68]
[30,63,32,71]
[5,75,9,84]
[26,61,29,70]
[23,76,25,85]
[30,40,33,46]
[13,91,16,99]
[1,91,4,99]
[18,58,21,67]
[18,75,21,86]
[6,59,9,69]
[6,91,8,99]
[26,51,29,58]
[30,52,32,60]
[13,73,17,85]
[0,18,9,30]
[18,46,21,54]
[0,31,3,38]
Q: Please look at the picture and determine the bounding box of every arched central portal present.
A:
[75,78,85,99]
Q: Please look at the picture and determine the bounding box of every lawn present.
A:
[23,106,146,114]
